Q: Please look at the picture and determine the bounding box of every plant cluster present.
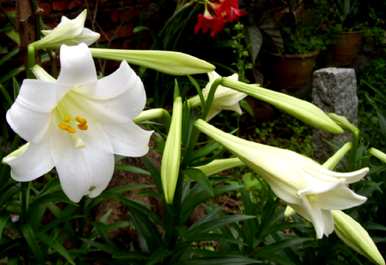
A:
[0,6,385,265]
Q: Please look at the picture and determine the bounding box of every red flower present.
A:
[194,0,246,38]
[214,0,247,22]
[194,13,226,38]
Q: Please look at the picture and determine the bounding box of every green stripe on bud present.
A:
[221,77,343,134]
[195,157,244,176]
[161,96,183,204]
[90,48,215,75]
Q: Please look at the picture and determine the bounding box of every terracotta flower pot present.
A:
[330,31,362,66]
[264,50,320,94]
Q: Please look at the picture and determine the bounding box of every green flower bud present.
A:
[332,210,385,265]
[195,157,244,176]
[161,96,183,204]
[90,48,215,75]
[221,77,343,134]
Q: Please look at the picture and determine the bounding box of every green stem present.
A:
[21,182,30,223]
[27,44,36,78]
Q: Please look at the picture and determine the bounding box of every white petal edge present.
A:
[321,209,334,236]
[102,121,152,157]
[332,167,369,184]
[57,43,97,86]
[6,103,51,143]
[302,197,325,239]
[311,185,367,210]
[2,141,54,182]
[79,28,100,45]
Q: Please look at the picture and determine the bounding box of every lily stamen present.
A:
[58,122,76,134]
[75,115,88,130]
[58,114,89,134]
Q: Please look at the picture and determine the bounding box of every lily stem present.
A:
[27,44,36,78]
[21,182,30,223]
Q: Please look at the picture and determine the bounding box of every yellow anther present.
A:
[78,123,88,130]
[75,115,87,124]
[58,122,76,134]
[75,115,88,131]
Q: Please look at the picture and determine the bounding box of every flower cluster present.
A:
[194,0,246,38]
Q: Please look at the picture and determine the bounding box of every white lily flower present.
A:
[188,71,247,120]
[33,10,99,49]
[3,43,152,202]
[195,119,368,238]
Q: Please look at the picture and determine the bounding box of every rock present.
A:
[312,67,358,162]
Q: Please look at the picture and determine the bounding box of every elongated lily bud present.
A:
[32,10,99,49]
[161,96,183,204]
[195,119,368,238]
[133,108,171,128]
[323,142,353,170]
[332,210,385,265]
[90,48,215,75]
[221,77,343,134]
[195,157,244,176]
[369,147,386,164]
[328,113,359,138]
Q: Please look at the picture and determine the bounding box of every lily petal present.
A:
[50,124,114,202]
[6,103,51,143]
[332,167,369,184]
[57,43,97,86]
[102,121,152,157]
[6,79,69,142]
[321,209,334,236]
[77,61,145,109]
[302,197,325,239]
[311,185,367,210]
[79,28,100,45]
[2,141,54,182]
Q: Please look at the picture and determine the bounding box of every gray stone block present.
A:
[312,67,358,161]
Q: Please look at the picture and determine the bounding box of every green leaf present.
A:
[20,224,45,263]
[183,214,255,240]
[0,215,8,240]
[182,255,262,265]
[185,168,214,196]
[180,183,243,223]
[255,238,313,259]
[116,164,150,175]
[40,232,76,265]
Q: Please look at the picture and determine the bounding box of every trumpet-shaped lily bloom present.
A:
[188,71,247,120]
[3,43,152,202]
[33,9,99,49]
[195,119,368,238]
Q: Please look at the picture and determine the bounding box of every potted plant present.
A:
[324,0,364,66]
[261,1,326,95]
